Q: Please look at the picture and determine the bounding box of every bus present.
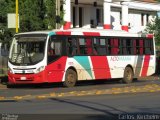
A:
[8,28,155,87]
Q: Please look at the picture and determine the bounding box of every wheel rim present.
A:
[67,73,75,85]
[126,70,132,80]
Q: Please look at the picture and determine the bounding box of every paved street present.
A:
[0,76,160,120]
[0,92,160,120]
[0,77,160,98]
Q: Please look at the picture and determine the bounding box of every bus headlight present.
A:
[35,66,45,73]
[8,67,13,74]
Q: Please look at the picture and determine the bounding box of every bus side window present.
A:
[136,39,140,54]
[93,38,99,55]
[67,38,77,56]
[79,38,86,55]
[86,38,93,55]
[110,38,119,55]
[68,38,73,56]
[144,39,151,54]
[126,39,132,54]
[48,40,55,56]
[99,38,106,55]
[139,39,144,55]
[107,39,111,55]
[133,40,137,55]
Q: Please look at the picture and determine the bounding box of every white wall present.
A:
[83,6,91,28]
[129,13,142,33]
[71,4,157,33]
[111,11,121,30]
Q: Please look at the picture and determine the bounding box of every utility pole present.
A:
[56,0,60,29]
[16,0,18,33]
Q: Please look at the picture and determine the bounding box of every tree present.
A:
[0,0,15,42]
[19,0,47,32]
[0,0,57,42]
[145,17,160,45]
[45,0,56,29]
[144,0,160,46]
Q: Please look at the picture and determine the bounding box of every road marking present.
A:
[0,85,7,89]
[0,97,5,100]
[14,96,23,100]
[0,83,160,101]
[37,95,47,99]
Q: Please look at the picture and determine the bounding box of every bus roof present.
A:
[15,28,151,38]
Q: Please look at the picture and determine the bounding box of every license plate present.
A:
[20,77,26,80]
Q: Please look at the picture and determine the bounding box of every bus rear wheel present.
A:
[63,69,77,87]
[122,67,133,84]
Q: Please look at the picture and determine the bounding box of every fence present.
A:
[0,42,9,76]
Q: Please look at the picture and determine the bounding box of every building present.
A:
[57,0,160,33]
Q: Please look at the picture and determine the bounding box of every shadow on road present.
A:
[48,97,160,120]
[0,79,123,89]
[0,74,159,89]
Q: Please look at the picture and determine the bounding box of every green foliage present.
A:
[19,0,47,32]
[59,6,65,26]
[145,17,160,46]
[0,0,57,42]
[0,0,15,42]
[45,0,56,29]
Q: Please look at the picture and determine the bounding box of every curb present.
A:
[0,84,7,89]
[0,83,160,101]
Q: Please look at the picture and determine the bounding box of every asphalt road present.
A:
[0,78,160,120]
[0,93,160,120]
[0,78,160,98]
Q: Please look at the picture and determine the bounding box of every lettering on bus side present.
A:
[110,56,131,61]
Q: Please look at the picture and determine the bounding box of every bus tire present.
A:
[63,69,77,87]
[122,67,133,84]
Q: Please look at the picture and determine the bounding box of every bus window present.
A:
[99,38,107,55]
[48,38,55,56]
[136,39,140,54]
[110,38,119,55]
[126,39,132,54]
[79,38,86,55]
[67,38,78,56]
[48,36,62,63]
[139,39,144,55]
[144,39,152,54]
[93,38,99,55]
[133,40,137,55]
[86,38,93,54]
[55,42,61,55]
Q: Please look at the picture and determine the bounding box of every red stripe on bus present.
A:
[141,55,150,77]
[56,31,71,35]
[83,32,100,36]
[146,34,153,38]
[46,57,67,82]
[63,22,71,30]
[91,56,111,79]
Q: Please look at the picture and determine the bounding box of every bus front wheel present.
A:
[122,67,133,84]
[63,69,77,87]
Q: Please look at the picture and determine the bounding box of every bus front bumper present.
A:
[8,71,46,84]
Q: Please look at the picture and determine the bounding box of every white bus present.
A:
[8,28,156,87]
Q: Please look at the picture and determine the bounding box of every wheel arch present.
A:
[125,64,134,76]
[66,66,78,79]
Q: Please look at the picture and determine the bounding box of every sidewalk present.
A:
[0,76,8,89]
[138,74,160,80]
[0,74,159,89]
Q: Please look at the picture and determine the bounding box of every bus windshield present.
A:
[9,35,46,65]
